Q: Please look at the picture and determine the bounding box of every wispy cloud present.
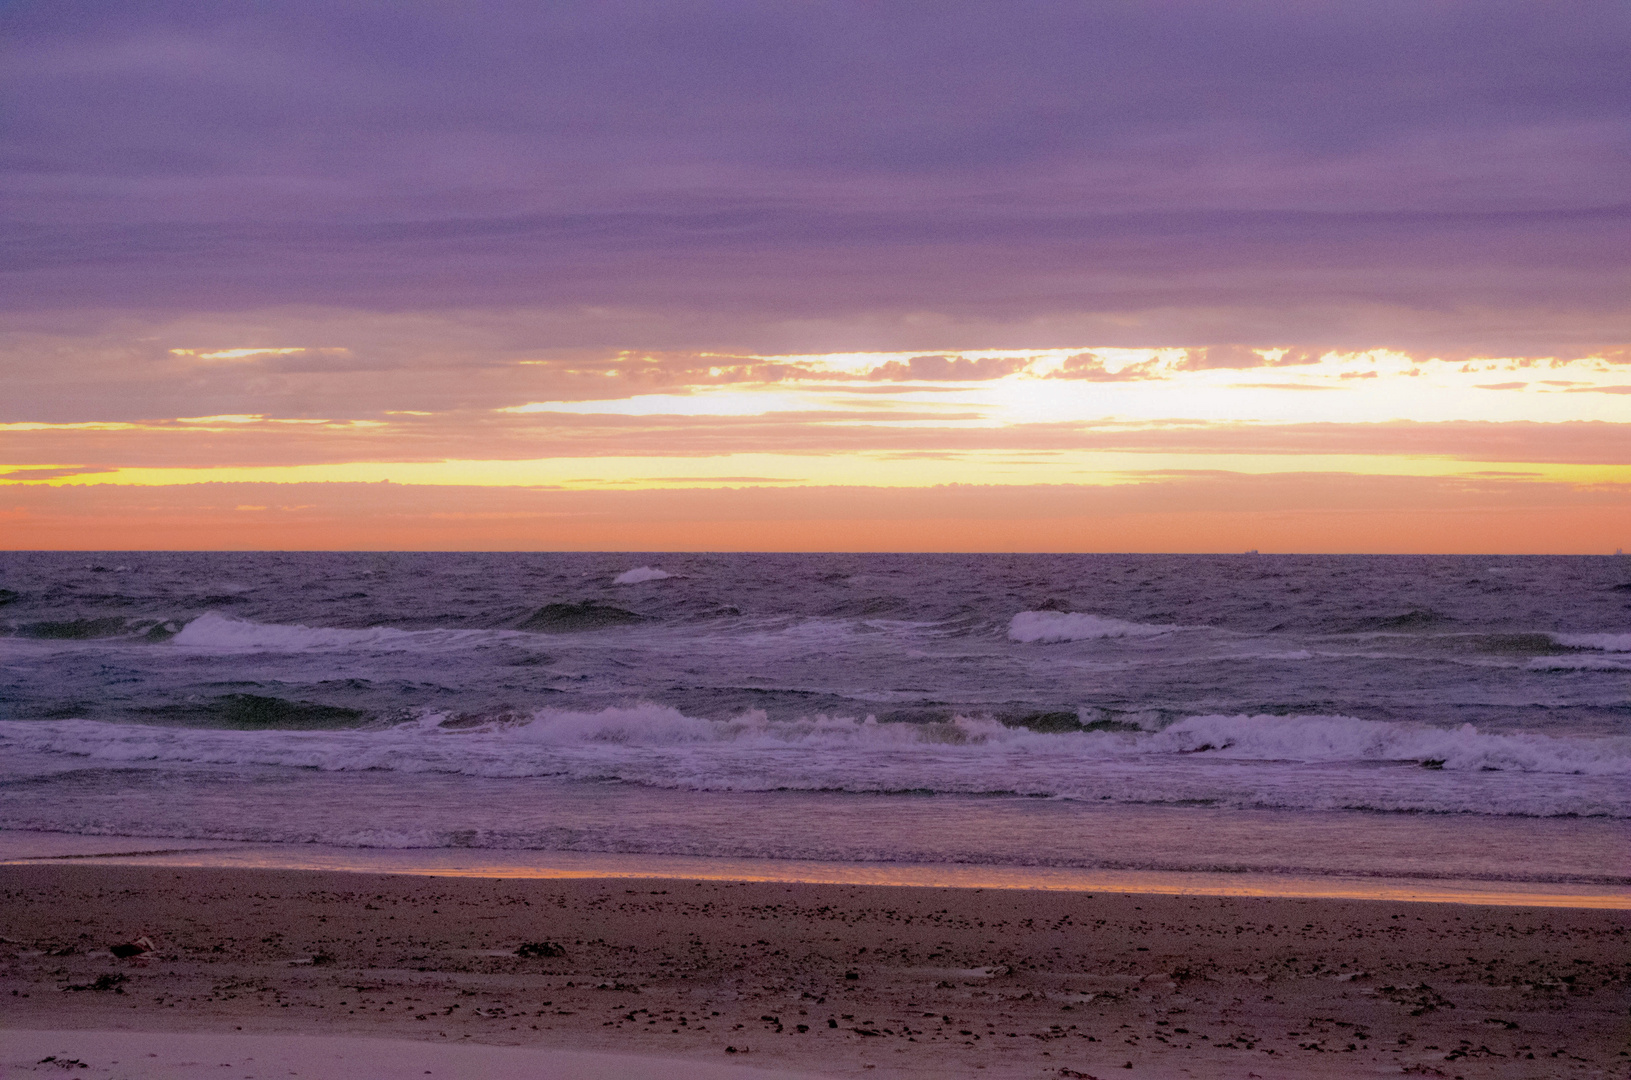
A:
[0,465,115,482]
[4,2,1628,354]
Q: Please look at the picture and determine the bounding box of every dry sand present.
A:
[1,864,1627,1079]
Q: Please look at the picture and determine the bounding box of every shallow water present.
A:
[2,552,1627,886]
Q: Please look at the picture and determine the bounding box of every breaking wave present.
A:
[1554,631,1631,652]
[1008,611,1175,643]
[1145,713,1629,774]
[613,566,673,585]
[6,707,1625,778]
[169,612,471,652]
[1529,655,1631,671]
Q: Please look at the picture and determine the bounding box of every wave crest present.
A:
[1147,713,1627,774]
[613,566,673,585]
[1554,632,1631,652]
[1008,611,1174,643]
[6,706,1625,778]
[169,612,482,652]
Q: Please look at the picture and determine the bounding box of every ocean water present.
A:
[1,552,1627,888]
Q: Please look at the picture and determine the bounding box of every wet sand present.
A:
[0,1028,829,1079]
[2,863,1627,1079]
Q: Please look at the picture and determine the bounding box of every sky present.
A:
[2,0,1628,551]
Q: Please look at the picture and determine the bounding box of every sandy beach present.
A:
[2,863,1626,1079]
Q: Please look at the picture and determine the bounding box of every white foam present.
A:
[613,566,673,585]
[1008,611,1174,643]
[6,707,1625,779]
[1529,655,1631,671]
[1554,632,1631,652]
[5,709,1629,822]
[512,704,718,744]
[1145,713,1631,774]
[168,612,488,653]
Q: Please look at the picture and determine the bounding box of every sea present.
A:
[1,552,1627,896]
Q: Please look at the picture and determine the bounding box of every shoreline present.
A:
[3,861,1626,1078]
[2,830,1627,910]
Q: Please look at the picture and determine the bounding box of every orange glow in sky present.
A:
[3,346,1627,551]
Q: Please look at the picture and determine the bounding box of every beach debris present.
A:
[1380,983,1455,1015]
[108,935,155,959]
[61,973,126,993]
[515,940,566,958]
[36,1057,89,1070]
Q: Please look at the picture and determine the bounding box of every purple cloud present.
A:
[0,0,1627,366]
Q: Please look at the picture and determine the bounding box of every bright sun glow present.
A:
[168,347,351,362]
[504,349,1631,427]
[4,348,1626,504]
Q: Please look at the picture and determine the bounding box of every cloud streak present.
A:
[3,1,1628,353]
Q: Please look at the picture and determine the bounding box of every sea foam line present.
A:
[1554,631,1631,652]
[1008,611,1175,643]
[3,707,1625,777]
